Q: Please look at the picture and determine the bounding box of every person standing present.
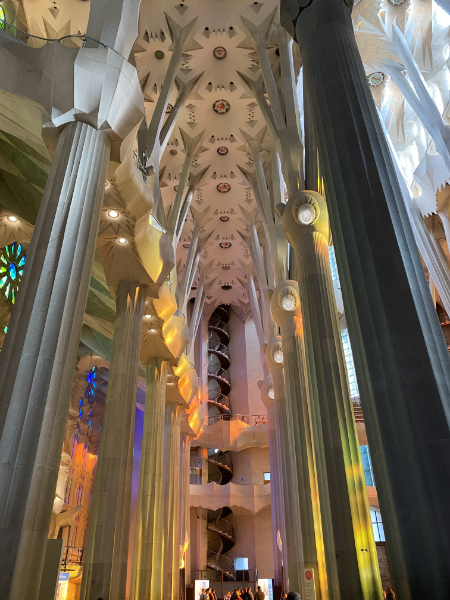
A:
[386,588,396,600]
[200,589,207,600]
[255,586,265,600]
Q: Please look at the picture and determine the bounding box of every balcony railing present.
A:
[206,549,235,574]
[60,546,85,571]
[205,413,268,427]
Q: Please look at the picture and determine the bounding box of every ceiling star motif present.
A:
[217,146,229,155]
[217,182,231,193]
[213,99,231,114]
[213,46,227,59]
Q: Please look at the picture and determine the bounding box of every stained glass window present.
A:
[0,243,26,305]
[341,329,359,398]
[360,445,375,486]
[0,7,5,29]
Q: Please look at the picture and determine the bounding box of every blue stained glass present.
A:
[79,409,82,418]
[88,420,92,428]
[79,399,83,406]
[19,270,23,276]
[5,283,10,298]
[88,411,92,417]
[18,257,25,267]
[17,244,21,255]
[0,276,6,288]
[9,263,17,280]
[87,372,92,383]
[0,255,6,264]
[5,246,9,257]
[3,325,7,334]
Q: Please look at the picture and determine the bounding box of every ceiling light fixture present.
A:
[297,204,316,225]
[150,328,157,332]
[268,387,275,400]
[118,237,127,244]
[7,216,17,222]
[108,210,119,218]
[281,295,296,311]
[144,315,152,319]
[273,350,283,364]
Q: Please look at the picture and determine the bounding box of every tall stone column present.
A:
[0,120,111,600]
[280,191,383,600]
[259,374,289,592]
[270,286,332,600]
[285,0,450,597]
[129,357,169,600]
[80,281,148,600]
[163,387,186,600]
[264,326,316,598]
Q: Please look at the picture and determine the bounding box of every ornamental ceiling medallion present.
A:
[183,243,190,248]
[219,241,232,249]
[169,149,178,155]
[389,0,407,4]
[222,264,231,270]
[220,215,230,221]
[368,72,385,87]
[166,103,173,114]
[217,182,231,193]
[213,46,227,59]
[221,283,232,290]
[213,99,230,114]
[174,185,179,191]
[217,146,229,155]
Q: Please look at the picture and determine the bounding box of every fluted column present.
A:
[281,191,383,600]
[163,398,183,600]
[179,429,193,576]
[81,281,147,600]
[270,286,330,600]
[259,374,289,591]
[0,120,110,600]
[129,357,169,600]
[287,1,450,597]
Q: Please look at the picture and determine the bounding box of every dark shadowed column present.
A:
[280,1,450,598]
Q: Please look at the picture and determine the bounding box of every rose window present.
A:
[0,242,26,305]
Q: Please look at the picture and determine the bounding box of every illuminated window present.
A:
[328,245,340,285]
[0,7,5,29]
[370,508,385,542]
[341,329,359,398]
[263,472,270,484]
[0,243,26,305]
[360,445,374,486]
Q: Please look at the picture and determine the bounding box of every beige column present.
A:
[129,357,169,600]
[81,281,148,600]
[259,374,289,591]
[270,285,330,600]
[163,379,187,600]
[280,191,383,600]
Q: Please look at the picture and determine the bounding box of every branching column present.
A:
[280,191,383,600]
[129,357,169,600]
[81,281,148,600]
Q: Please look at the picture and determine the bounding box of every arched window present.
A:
[0,243,26,305]
[370,508,385,542]
[71,433,77,459]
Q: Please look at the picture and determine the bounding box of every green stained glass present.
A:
[0,243,27,305]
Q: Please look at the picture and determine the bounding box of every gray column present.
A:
[287,1,450,597]
[0,120,110,600]
[281,191,383,600]
[130,358,169,600]
[81,281,147,600]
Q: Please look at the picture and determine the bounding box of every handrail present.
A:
[208,318,229,335]
[208,365,230,383]
[60,546,85,571]
[206,549,235,573]
[208,341,230,358]
[207,516,234,537]
[207,390,230,411]
[0,18,125,60]
[208,450,233,470]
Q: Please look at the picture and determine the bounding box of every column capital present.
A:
[277,190,329,248]
[262,336,284,374]
[258,374,275,408]
[268,280,301,325]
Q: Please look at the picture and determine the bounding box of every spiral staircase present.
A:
[207,305,235,578]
